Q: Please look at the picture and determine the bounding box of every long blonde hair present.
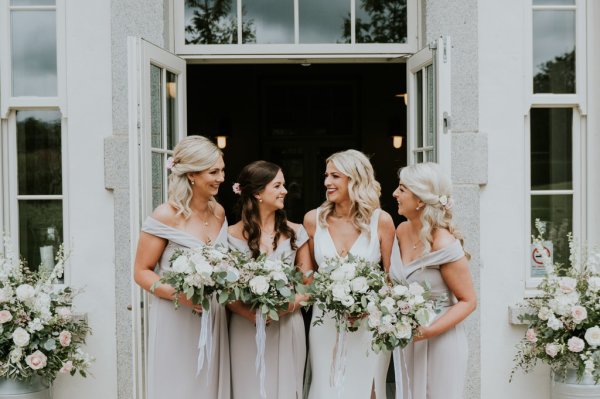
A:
[399,162,469,258]
[167,135,222,219]
[319,149,381,235]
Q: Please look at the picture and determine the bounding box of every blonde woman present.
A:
[133,136,230,399]
[304,149,395,399]
[390,162,476,399]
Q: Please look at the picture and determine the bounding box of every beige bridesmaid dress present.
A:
[142,217,231,399]
[228,226,309,399]
[390,238,468,399]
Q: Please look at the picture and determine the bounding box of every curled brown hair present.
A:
[236,161,297,258]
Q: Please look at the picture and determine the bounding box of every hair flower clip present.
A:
[438,195,453,210]
[166,157,176,171]
[232,182,241,195]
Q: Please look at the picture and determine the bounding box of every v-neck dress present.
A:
[141,217,231,399]
[228,226,309,399]
[389,238,468,399]
[307,208,391,399]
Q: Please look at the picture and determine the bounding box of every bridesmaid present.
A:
[304,149,395,399]
[227,160,313,399]
[133,136,230,399]
[390,162,477,399]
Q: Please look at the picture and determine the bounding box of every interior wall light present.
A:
[166,82,177,98]
[395,93,408,106]
[216,136,227,149]
[392,135,403,149]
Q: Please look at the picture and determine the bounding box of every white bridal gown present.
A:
[142,217,231,399]
[307,208,390,399]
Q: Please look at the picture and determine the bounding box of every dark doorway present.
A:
[187,63,407,225]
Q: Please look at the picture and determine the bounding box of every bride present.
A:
[303,149,395,398]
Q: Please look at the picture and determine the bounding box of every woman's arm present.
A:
[378,210,396,273]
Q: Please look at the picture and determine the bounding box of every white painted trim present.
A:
[350,0,356,44]
[0,0,11,118]
[436,37,451,172]
[575,0,587,114]
[174,0,418,56]
[0,118,6,233]
[407,45,432,165]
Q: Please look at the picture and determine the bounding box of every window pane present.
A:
[533,0,574,5]
[426,150,435,162]
[531,195,572,267]
[426,64,435,147]
[415,151,423,163]
[533,10,575,93]
[18,200,62,273]
[299,0,350,44]
[243,0,294,44]
[356,0,407,43]
[184,0,237,44]
[11,0,56,5]
[151,65,163,148]
[415,70,423,148]
[17,110,62,195]
[152,153,164,210]
[166,71,178,150]
[11,10,57,96]
[530,108,572,190]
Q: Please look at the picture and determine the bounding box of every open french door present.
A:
[406,36,452,172]
[127,37,187,399]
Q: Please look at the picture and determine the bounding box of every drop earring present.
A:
[191,180,195,185]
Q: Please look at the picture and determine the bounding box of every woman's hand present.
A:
[178,294,202,314]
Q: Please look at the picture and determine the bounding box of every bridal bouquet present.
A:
[0,238,92,382]
[367,281,437,353]
[152,244,237,374]
[310,255,386,332]
[511,220,600,383]
[221,249,307,398]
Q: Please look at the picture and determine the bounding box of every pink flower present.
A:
[0,310,12,324]
[526,328,538,343]
[545,343,560,358]
[59,330,72,347]
[25,350,47,370]
[232,182,241,195]
[567,336,585,353]
[166,157,175,170]
[571,306,588,324]
[59,360,74,374]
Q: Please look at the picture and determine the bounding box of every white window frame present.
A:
[523,0,587,290]
[173,0,418,59]
[406,36,451,171]
[128,37,187,399]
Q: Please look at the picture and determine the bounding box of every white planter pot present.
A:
[551,369,600,399]
[0,377,51,399]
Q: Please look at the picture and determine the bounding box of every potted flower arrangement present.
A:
[0,239,92,398]
[512,221,600,398]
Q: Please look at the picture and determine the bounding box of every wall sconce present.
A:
[392,135,403,149]
[395,93,408,106]
[166,82,177,99]
[216,136,227,149]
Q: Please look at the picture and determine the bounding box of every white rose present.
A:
[0,286,14,303]
[249,276,270,295]
[269,271,288,283]
[567,336,585,353]
[339,263,357,279]
[537,307,552,321]
[545,343,560,358]
[380,297,397,313]
[394,323,412,340]
[378,286,391,296]
[194,260,213,277]
[549,293,578,316]
[571,305,588,324]
[330,269,346,282]
[382,314,397,327]
[332,283,350,301]
[33,293,51,313]
[368,310,382,328]
[558,277,577,294]
[264,259,282,272]
[27,318,43,332]
[59,330,72,347]
[412,295,425,305]
[341,295,355,307]
[547,315,564,331]
[587,277,600,293]
[350,277,369,293]
[415,308,435,326]
[172,256,192,274]
[12,327,30,347]
[392,284,408,297]
[584,326,600,347]
[398,301,411,315]
[408,282,425,296]
[56,307,72,321]
[0,310,12,324]
[15,284,35,302]
[9,348,22,363]
[25,350,47,370]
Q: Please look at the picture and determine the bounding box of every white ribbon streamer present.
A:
[196,307,213,379]
[393,347,412,399]
[330,320,348,394]
[255,310,267,399]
